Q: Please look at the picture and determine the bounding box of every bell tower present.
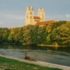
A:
[25,6,46,25]
[25,6,35,25]
[38,8,45,22]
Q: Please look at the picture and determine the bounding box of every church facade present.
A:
[25,6,46,25]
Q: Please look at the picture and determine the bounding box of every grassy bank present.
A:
[0,56,61,70]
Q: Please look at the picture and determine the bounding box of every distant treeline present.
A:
[0,21,70,50]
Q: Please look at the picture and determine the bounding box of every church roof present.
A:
[34,16,40,19]
[36,21,47,26]
[36,20,56,26]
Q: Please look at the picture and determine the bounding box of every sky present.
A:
[0,0,70,28]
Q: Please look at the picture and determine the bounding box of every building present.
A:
[25,6,46,26]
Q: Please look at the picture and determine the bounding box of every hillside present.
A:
[0,21,70,50]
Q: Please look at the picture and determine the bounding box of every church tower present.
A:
[25,6,46,25]
[38,8,45,22]
[25,6,35,25]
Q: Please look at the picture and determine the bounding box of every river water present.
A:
[0,49,70,66]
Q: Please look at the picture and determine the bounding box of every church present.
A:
[25,6,46,26]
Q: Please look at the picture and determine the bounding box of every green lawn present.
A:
[0,56,61,70]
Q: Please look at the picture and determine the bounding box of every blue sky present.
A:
[0,0,70,28]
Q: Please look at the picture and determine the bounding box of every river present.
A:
[0,48,70,67]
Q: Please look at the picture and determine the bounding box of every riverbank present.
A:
[0,55,61,70]
[0,54,70,70]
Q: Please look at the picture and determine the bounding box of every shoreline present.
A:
[0,54,70,70]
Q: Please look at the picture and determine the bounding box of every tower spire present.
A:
[38,8,45,22]
[25,6,35,25]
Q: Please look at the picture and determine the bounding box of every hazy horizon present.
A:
[0,0,70,28]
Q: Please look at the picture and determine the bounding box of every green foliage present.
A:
[0,21,70,49]
[0,56,61,70]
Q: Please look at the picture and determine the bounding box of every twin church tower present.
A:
[25,6,46,25]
